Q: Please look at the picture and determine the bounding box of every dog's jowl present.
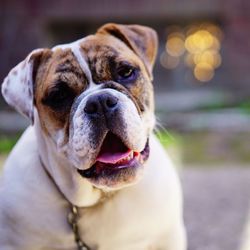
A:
[0,23,187,250]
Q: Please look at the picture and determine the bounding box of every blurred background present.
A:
[1,1,250,250]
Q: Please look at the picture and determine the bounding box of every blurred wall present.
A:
[1,0,250,102]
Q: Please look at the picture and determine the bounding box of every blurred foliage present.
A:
[199,100,250,114]
[198,101,228,111]
[155,130,181,148]
[156,130,250,165]
[239,101,250,114]
[0,135,20,154]
[181,131,250,164]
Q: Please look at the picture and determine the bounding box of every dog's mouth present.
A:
[77,132,149,182]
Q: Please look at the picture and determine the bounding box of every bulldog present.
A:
[0,23,186,250]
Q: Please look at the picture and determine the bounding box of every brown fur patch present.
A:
[34,48,88,136]
[97,23,158,79]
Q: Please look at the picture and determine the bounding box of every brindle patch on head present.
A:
[34,48,88,137]
[81,43,118,84]
[80,34,154,114]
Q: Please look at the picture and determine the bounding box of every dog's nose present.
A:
[84,93,118,115]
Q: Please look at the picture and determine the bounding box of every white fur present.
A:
[0,127,186,250]
[1,49,43,121]
[33,109,102,207]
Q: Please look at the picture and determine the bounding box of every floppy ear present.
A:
[1,49,49,123]
[97,23,158,80]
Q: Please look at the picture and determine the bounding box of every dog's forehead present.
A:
[35,34,141,106]
[40,34,141,92]
[52,38,92,82]
[51,34,137,73]
[79,34,133,54]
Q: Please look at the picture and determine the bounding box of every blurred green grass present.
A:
[156,131,250,165]
[239,101,250,114]
[0,135,20,154]
[0,134,19,170]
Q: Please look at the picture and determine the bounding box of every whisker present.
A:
[154,116,176,145]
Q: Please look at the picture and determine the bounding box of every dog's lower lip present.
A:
[78,152,140,178]
[77,139,149,179]
[102,151,140,169]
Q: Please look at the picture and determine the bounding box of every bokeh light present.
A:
[185,30,214,53]
[161,23,223,83]
[193,50,222,69]
[194,62,214,82]
[160,52,179,69]
[166,32,185,57]
[184,53,195,68]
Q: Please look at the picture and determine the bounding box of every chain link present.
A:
[67,205,90,250]
[39,157,91,250]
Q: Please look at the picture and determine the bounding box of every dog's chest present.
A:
[76,193,163,250]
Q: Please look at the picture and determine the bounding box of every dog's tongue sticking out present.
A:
[96,132,133,164]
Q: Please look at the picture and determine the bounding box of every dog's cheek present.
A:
[127,77,155,135]
[127,73,154,114]
[143,110,155,135]
[69,110,98,164]
[141,87,155,133]
[37,105,69,133]
[34,104,72,156]
[71,118,90,156]
[118,97,147,151]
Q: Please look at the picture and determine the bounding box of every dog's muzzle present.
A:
[75,91,150,187]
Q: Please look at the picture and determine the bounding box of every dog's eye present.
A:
[115,65,138,84]
[42,82,75,111]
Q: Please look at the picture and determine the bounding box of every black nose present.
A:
[84,93,118,115]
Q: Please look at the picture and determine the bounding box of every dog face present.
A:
[1,23,158,190]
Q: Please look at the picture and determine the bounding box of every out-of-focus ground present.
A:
[241,212,250,250]
[182,166,250,250]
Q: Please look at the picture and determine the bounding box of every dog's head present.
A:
[1,23,158,195]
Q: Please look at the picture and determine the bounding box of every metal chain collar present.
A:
[67,204,91,250]
[67,193,113,250]
[39,157,91,250]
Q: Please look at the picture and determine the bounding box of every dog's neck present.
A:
[33,109,104,207]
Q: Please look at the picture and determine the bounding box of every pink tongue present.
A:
[97,150,132,164]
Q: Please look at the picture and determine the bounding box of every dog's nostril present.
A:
[106,96,118,108]
[84,94,119,116]
[84,102,98,114]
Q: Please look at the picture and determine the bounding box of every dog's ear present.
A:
[1,49,51,123]
[97,23,158,80]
